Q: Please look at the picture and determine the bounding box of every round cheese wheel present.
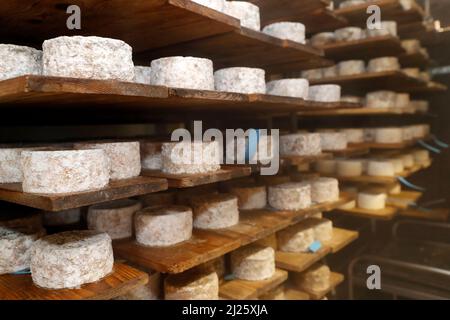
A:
[189,193,239,229]
[305,218,333,242]
[413,149,430,164]
[230,245,275,280]
[165,268,219,300]
[403,68,420,78]
[364,128,376,142]
[308,85,341,102]
[367,160,395,177]
[135,206,192,247]
[0,148,29,183]
[292,263,330,292]
[44,208,81,226]
[367,56,400,73]
[337,160,363,177]
[374,128,403,144]
[0,44,41,80]
[315,159,336,175]
[43,36,134,81]
[339,0,365,8]
[334,27,363,41]
[268,182,311,210]
[396,93,410,108]
[318,132,348,151]
[150,56,214,90]
[301,68,323,80]
[21,149,110,194]
[266,79,309,99]
[341,95,363,104]
[310,32,335,47]
[140,141,163,170]
[229,184,267,210]
[322,65,338,78]
[214,67,266,94]
[341,128,364,144]
[134,66,152,84]
[367,21,397,37]
[389,158,405,174]
[30,231,113,289]
[192,0,225,11]
[401,39,420,54]
[338,60,365,76]
[365,91,397,109]
[339,200,356,210]
[400,154,415,168]
[412,100,429,113]
[263,22,306,44]
[277,224,314,253]
[305,177,340,204]
[280,133,322,156]
[357,191,387,210]
[116,272,161,300]
[224,1,260,31]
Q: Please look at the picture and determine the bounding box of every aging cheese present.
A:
[305,177,340,204]
[189,193,239,229]
[230,244,275,281]
[301,68,323,80]
[292,264,330,292]
[365,91,397,109]
[308,85,341,102]
[134,66,152,84]
[341,128,365,144]
[266,79,309,99]
[165,268,219,300]
[229,184,267,210]
[268,182,311,210]
[310,32,335,46]
[357,191,387,210]
[367,57,400,73]
[304,218,333,242]
[367,160,396,177]
[396,93,410,108]
[43,208,81,226]
[318,132,348,151]
[374,128,403,144]
[400,154,415,168]
[0,44,42,80]
[140,141,163,170]
[337,60,365,76]
[280,133,322,156]
[334,27,364,41]
[413,149,430,165]
[214,67,266,94]
[367,21,397,37]
[224,1,261,31]
[336,160,363,177]
[263,22,306,44]
[277,223,314,253]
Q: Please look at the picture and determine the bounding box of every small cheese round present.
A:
[308,85,341,102]
[305,177,339,204]
[367,160,396,177]
[262,22,306,44]
[280,133,322,156]
[134,66,152,84]
[150,56,214,90]
[266,79,309,98]
[339,0,365,8]
[322,66,338,78]
[277,224,314,253]
[341,128,364,144]
[189,193,239,229]
[0,148,29,183]
[88,199,142,239]
[401,39,421,54]
[315,159,336,175]
[334,27,364,41]
[367,56,400,73]
[305,218,333,242]
[165,268,219,300]
[292,264,330,292]
[230,245,275,280]
[140,141,163,170]
[337,160,363,177]
[396,93,410,108]
[412,100,429,113]
[224,1,260,31]
[318,132,348,151]
[367,21,397,37]
[30,231,114,289]
[301,68,323,80]
[135,206,192,247]
[214,67,266,94]
[364,128,376,142]
[389,158,405,174]
[43,209,81,226]
[21,149,110,194]
[116,272,161,300]
[310,32,335,47]
[192,0,225,11]
[413,149,430,165]
[229,184,267,210]
[366,91,397,109]
[341,95,363,104]
[374,128,403,144]
[43,36,134,81]
[268,182,311,210]
[400,154,415,168]
[357,191,387,210]
[0,44,42,80]
[338,60,365,76]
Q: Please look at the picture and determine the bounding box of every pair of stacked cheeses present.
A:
[292,263,331,292]
[365,91,410,109]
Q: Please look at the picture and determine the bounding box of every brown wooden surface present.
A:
[283,288,310,300]
[399,52,433,69]
[330,144,370,157]
[219,269,288,300]
[282,153,333,166]
[387,191,423,209]
[275,247,331,273]
[323,227,359,253]
[297,272,344,300]
[335,206,398,220]
[399,208,449,222]
[0,176,168,212]
[298,106,415,116]
[0,263,148,300]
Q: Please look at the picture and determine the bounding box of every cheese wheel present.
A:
[400,154,415,168]
[341,95,363,104]
[230,245,275,280]
[357,191,387,210]
[259,285,285,300]
[389,158,405,174]
[44,209,81,226]
[30,231,113,289]
[150,56,214,90]
[367,57,400,73]
[192,0,225,11]
[413,149,430,164]
[401,39,421,54]
[0,227,41,274]
[310,32,335,46]
[338,60,365,76]
[334,27,364,41]
[396,93,410,108]
[308,85,341,102]
[0,148,30,183]
[202,256,226,279]
[367,160,395,177]
[43,36,134,81]
[364,128,376,142]
[214,67,266,94]
[75,141,141,180]
[367,21,397,37]
[402,126,414,141]
[419,71,431,82]
[305,177,340,204]
[268,182,311,210]
[224,1,260,31]
[341,128,364,144]
[189,193,239,229]
[165,268,219,300]
[374,128,403,143]
[337,160,363,177]
[88,199,142,239]
[339,0,365,8]
[301,68,323,80]
[339,200,356,210]
[117,272,161,300]
[263,22,306,44]
[403,68,420,78]
[135,206,192,247]
[0,44,41,80]
[292,264,330,292]
[322,66,338,78]
[304,218,333,242]
[280,133,322,156]
[21,149,110,194]
[315,159,336,175]
[318,132,348,151]
[229,185,266,210]
[412,100,429,113]
[140,191,175,207]
[277,223,314,253]
[161,141,221,175]
[311,212,323,218]
[365,91,397,109]
[134,66,152,84]
[266,79,309,98]
[140,141,163,170]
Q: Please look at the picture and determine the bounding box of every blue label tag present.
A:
[224,274,236,281]
[11,268,31,275]
[309,241,322,253]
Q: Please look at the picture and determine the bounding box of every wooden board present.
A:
[297,272,344,300]
[335,206,398,220]
[142,166,251,188]
[219,269,288,300]
[284,288,310,300]
[275,247,331,273]
[329,144,370,157]
[0,263,148,300]
[0,176,168,212]
[399,208,449,222]
[298,106,415,116]
[323,228,359,253]
[387,191,423,209]
[282,153,333,166]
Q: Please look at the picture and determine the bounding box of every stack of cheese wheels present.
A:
[301,68,323,80]
[280,133,322,156]
[140,141,163,170]
[315,159,336,175]
[374,127,403,144]
[266,79,309,98]
[230,244,275,280]
[337,60,365,76]
[189,193,239,229]
[305,177,340,204]
[75,141,141,180]
[21,149,110,194]
[192,0,225,11]
[140,191,176,207]
[364,128,376,142]
[214,67,266,94]
[367,160,396,177]
[87,199,142,239]
[341,128,365,144]
[277,223,314,253]
[339,0,366,8]
[30,230,113,289]
[0,212,43,234]
[268,182,311,210]
[322,65,338,78]
[43,36,134,81]
[308,85,341,102]
[318,132,348,151]
[400,153,415,168]
[228,183,267,209]
[337,159,363,177]
[150,56,214,90]
[292,263,331,292]
[310,32,335,46]
[165,268,219,300]
[134,66,151,84]
[135,206,193,247]
[365,91,397,109]
[396,93,410,108]
[0,44,42,80]
[413,149,430,165]
[224,1,260,31]
[262,22,306,44]
[389,157,405,174]
[412,100,429,113]
[161,141,221,174]
[367,57,400,73]
[43,208,81,227]
[357,190,387,210]
[0,227,41,274]
[367,21,397,37]
[117,272,161,300]
[304,218,333,242]
[334,27,363,41]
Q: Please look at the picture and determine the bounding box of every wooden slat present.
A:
[296,272,344,300]
[282,153,333,166]
[0,263,148,300]
[323,228,359,253]
[298,106,415,116]
[329,144,370,157]
[399,208,449,222]
[0,176,168,212]
[275,247,331,273]
[219,269,288,300]
[399,52,432,69]
[335,206,398,220]
[387,191,423,209]
[283,288,310,300]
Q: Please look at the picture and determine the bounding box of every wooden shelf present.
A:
[275,247,331,273]
[282,153,333,166]
[219,269,288,300]
[0,176,168,212]
[295,271,344,300]
[387,191,423,209]
[399,52,432,69]
[113,193,354,274]
[298,106,416,116]
[0,263,148,300]
[329,144,370,157]
[399,208,449,222]
[283,288,310,300]
[335,206,398,220]
[323,227,359,253]
[407,81,448,94]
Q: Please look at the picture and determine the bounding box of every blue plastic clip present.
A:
[397,177,426,192]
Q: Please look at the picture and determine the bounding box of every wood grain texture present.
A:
[399,52,433,69]
[298,106,415,116]
[335,206,398,220]
[281,153,333,166]
[0,263,148,300]
[387,191,423,209]
[275,247,331,273]
[283,288,310,300]
[323,228,359,253]
[330,144,370,157]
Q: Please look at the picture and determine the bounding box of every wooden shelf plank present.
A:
[282,153,333,166]
[0,263,148,300]
[0,176,168,212]
[329,144,370,157]
[220,269,288,300]
[399,208,449,222]
[335,206,398,220]
[399,52,432,69]
[387,191,423,209]
[283,288,310,300]
[323,227,359,253]
[275,247,331,273]
[298,106,416,116]
[295,271,344,300]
